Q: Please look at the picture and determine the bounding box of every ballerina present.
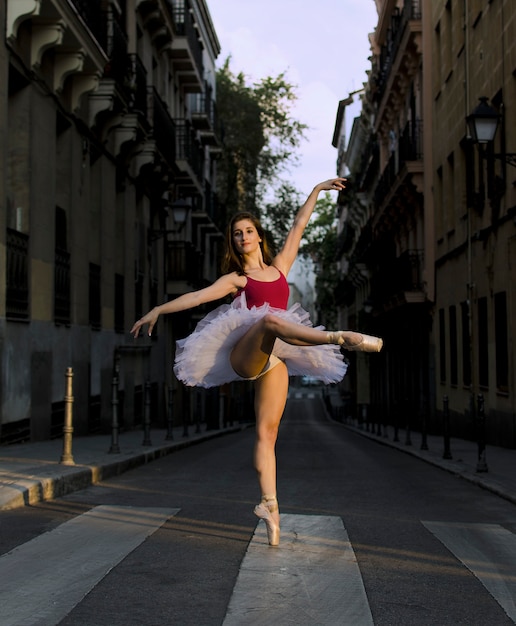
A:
[131,177,382,545]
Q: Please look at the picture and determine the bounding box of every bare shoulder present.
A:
[209,271,247,297]
[189,272,245,307]
[222,271,247,291]
[270,255,290,279]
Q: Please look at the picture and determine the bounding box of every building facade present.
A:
[336,0,516,447]
[431,0,516,445]
[335,0,432,433]
[0,0,224,443]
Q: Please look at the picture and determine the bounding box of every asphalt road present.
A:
[1,388,515,625]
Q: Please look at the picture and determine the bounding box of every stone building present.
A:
[431,0,516,446]
[0,0,224,443]
[335,0,516,447]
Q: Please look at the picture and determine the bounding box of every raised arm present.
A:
[130,272,243,338]
[273,177,346,276]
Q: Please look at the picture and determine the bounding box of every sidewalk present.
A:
[323,389,516,508]
[0,423,246,511]
[342,422,516,506]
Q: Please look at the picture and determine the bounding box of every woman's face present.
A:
[232,219,262,255]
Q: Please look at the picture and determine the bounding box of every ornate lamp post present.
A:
[149,194,192,439]
[467,96,516,166]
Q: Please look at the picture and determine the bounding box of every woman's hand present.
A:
[314,177,347,192]
[130,307,160,338]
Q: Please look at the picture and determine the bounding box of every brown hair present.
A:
[221,212,273,275]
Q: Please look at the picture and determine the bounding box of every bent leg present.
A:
[230,313,362,379]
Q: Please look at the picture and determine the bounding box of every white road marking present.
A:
[0,505,178,626]
[223,514,374,626]
[423,521,516,622]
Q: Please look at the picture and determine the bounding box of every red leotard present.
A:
[235,269,289,309]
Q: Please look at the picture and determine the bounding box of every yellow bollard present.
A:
[60,367,75,465]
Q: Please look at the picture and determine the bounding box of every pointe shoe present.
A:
[254,495,280,546]
[328,331,383,352]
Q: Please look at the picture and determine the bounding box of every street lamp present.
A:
[168,197,192,232]
[147,194,193,438]
[148,195,192,242]
[466,97,499,144]
[363,299,373,315]
[467,96,516,167]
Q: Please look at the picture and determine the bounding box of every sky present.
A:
[206,0,378,195]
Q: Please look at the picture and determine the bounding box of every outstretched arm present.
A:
[273,177,346,276]
[130,272,242,338]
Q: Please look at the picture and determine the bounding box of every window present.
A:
[461,301,471,387]
[89,263,101,330]
[434,21,442,94]
[439,308,446,383]
[54,207,70,325]
[115,273,125,334]
[5,228,29,320]
[443,1,453,81]
[494,292,508,392]
[134,222,145,320]
[477,296,488,388]
[449,305,458,385]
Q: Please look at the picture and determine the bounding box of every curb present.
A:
[0,425,247,511]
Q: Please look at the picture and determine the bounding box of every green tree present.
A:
[261,181,303,254]
[300,193,339,327]
[216,58,307,224]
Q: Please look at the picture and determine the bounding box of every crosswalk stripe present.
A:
[223,514,374,626]
[423,521,516,622]
[0,505,178,626]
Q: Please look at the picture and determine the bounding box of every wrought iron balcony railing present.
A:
[104,15,128,81]
[374,119,423,208]
[175,119,204,181]
[373,0,422,104]
[166,0,204,78]
[189,83,219,142]
[152,88,176,167]
[167,240,201,285]
[69,0,107,51]
[370,249,425,304]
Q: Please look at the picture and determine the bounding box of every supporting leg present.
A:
[252,361,288,545]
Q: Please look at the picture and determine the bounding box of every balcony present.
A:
[373,0,422,120]
[167,240,201,287]
[336,223,356,258]
[100,18,150,122]
[103,16,128,80]
[202,180,224,225]
[335,277,356,308]
[373,119,423,228]
[165,0,203,92]
[174,119,204,191]
[128,54,150,119]
[189,85,220,147]
[152,88,176,167]
[6,0,109,112]
[370,249,426,309]
[68,0,107,51]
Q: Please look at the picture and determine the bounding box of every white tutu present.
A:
[174,293,348,388]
